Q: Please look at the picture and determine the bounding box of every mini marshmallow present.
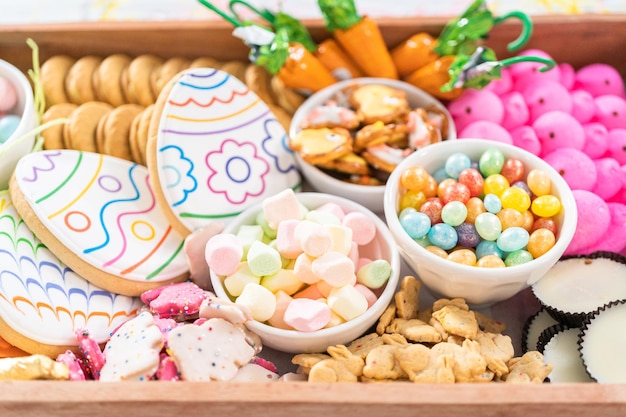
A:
[348,241,360,267]
[293,283,324,300]
[292,253,320,285]
[314,202,346,221]
[294,220,333,257]
[324,307,346,328]
[261,268,304,295]
[235,283,277,322]
[275,219,304,259]
[262,188,303,229]
[342,211,377,245]
[354,283,378,308]
[246,240,282,277]
[305,209,341,225]
[356,259,392,289]
[316,280,334,298]
[312,251,356,288]
[325,224,354,255]
[283,298,332,332]
[236,224,265,256]
[255,210,277,240]
[267,290,294,330]
[327,285,369,321]
[224,262,260,296]
[205,233,244,276]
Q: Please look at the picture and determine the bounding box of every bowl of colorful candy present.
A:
[208,189,401,353]
[383,138,577,307]
[289,77,456,213]
[0,59,37,190]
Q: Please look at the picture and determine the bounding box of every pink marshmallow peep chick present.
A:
[500,91,529,131]
[607,129,626,165]
[459,120,513,144]
[576,202,626,255]
[564,190,610,256]
[570,89,596,124]
[446,89,504,132]
[581,123,609,160]
[510,125,541,156]
[558,62,576,90]
[532,111,585,157]
[510,49,561,92]
[593,95,626,130]
[592,157,623,201]
[574,63,625,98]
[521,79,573,123]
[543,148,597,191]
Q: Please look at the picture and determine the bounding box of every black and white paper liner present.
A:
[531,251,626,328]
[537,323,594,383]
[521,307,559,353]
[577,299,626,384]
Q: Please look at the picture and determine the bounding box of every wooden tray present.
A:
[1,15,626,417]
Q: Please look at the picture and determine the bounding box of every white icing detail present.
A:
[0,192,141,347]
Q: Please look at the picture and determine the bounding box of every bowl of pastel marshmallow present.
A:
[208,188,401,353]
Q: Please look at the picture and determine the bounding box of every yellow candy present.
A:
[447,249,477,266]
[500,186,531,212]
[483,174,510,197]
[531,195,562,217]
[400,165,430,191]
[476,255,506,268]
[400,190,426,211]
[527,169,552,196]
[425,245,449,259]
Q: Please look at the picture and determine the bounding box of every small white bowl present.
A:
[290,77,456,214]
[383,138,577,307]
[210,192,401,353]
[0,59,37,190]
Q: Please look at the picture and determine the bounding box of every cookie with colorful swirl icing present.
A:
[146,67,301,236]
[0,190,142,357]
[9,150,189,296]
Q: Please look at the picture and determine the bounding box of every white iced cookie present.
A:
[99,311,164,381]
[231,363,279,382]
[167,318,255,381]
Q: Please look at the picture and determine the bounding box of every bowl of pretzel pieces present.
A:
[289,77,456,213]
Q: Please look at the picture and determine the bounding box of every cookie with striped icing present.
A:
[9,150,189,296]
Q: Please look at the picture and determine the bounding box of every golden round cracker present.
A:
[128,109,144,165]
[40,103,77,150]
[101,103,145,162]
[94,53,132,107]
[189,56,222,69]
[151,56,191,98]
[65,101,113,152]
[220,60,247,81]
[136,104,155,166]
[244,64,278,106]
[125,54,164,107]
[64,55,102,105]
[270,74,306,115]
[40,55,75,108]
[95,109,110,154]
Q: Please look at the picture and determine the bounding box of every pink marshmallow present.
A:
[577,202,626,254]
[342,211,377,245]
[558,62,576,90]
[570,89,596,124]
[543,148,597,191]
[607,129,626,165]
[348,241,360,267]
[581,123,609,160]
[459,121,513,144]
[500,91,529,131]
[593,95,626,130]
[205,233,244,276]
[183,222,224,290]
[510,125,541,156]
[522,79,573,123]
[447,89,504,132]
[293,283,324,300]
[283,298,331,332]
[574,63,625,97]
[294,220,333,257]
[275,219,303,259]
[533,111,585,156]
[483,67,513,96]
[591,157,623,201]
[312,251,356,287]
[564,190,610,255]
[354,283,378,308]
[262,188,303,229]
[314,202,346,221]
[267,290,294,330]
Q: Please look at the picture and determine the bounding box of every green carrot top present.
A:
[273,11,318,53]
[317,0,361,32]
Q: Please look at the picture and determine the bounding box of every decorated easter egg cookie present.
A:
[146,67,301,236]
[0,190,142,356]
[9,150,189,296]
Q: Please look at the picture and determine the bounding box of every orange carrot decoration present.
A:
[198,0,337,94]
[318,0,398,79]
[228,0,363,81]
[390,33,439,78]
[404,55,464,101]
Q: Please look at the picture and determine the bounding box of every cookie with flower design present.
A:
[146,67,302,237]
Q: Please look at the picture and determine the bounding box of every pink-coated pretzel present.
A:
[141,281,209,320]
[75,328,106,380]
[56,350,86,381]
[156,353,179,381]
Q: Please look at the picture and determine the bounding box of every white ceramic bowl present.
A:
[290,77,456,214]
[383,138,577,307]
[0,59,37,190]
[210,192,401,353]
